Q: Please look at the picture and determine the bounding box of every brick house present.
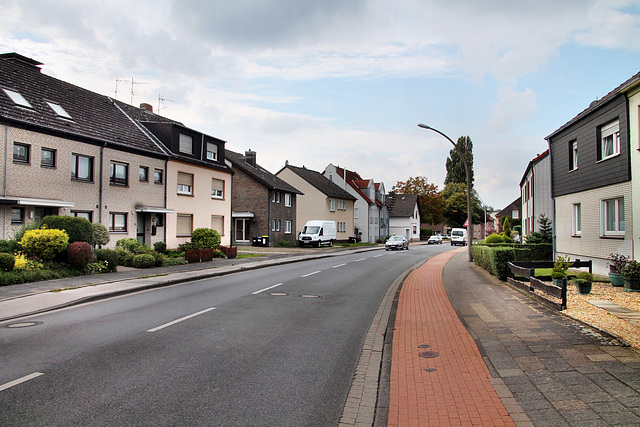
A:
[0,52,171,247]
[225,149,302,246]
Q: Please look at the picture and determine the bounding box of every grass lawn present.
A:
[236,253,266,259]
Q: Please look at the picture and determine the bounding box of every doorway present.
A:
[235,218,251,243]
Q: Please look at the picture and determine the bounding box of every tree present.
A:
[392,176,444,224]
[440,182,484,227]
[525,214,553,244]
[444,136,474,186]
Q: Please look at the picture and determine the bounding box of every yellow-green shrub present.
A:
[20,229,69,261]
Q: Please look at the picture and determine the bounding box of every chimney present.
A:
[140,103,153,112]
[245,149,256,167]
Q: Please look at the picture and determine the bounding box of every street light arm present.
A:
[417,123,457,147]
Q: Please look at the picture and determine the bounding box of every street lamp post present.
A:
[418,123,473,262]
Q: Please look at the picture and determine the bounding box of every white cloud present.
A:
[487,87,538,133]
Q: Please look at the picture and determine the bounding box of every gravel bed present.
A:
[564,281,640,349]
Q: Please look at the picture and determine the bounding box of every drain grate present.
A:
[424,368,437,372]
[418,344,431,348]
[419,351,439,358]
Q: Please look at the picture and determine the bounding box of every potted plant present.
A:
[621,260,640,292]
[607,253,630,287]
[572,271,594,295]
[551,255,572,287]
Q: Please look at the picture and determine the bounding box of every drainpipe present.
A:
[268,189,272,247]
[547,139,557,259]
[164,158,168,246]
[99,142,106,224]
[2,125,7,239]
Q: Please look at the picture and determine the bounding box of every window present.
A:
[284,193,291,207]
[46,101,72,119]
[154,169,163,184]
[602,197,625,237]
[155,214,164,227]
[330,199,335,212]
[569,140,578,171]
[413,226,417,234]
[211,215,224,235]
[71,154,94,181]
[2,88,32,108]
[177,172,193,195]
[284,220,292,234]
[108,213,127,232]
[10,207,24,225]
[177,214,193,237]
[211,179,224,199]
[599,120,620,160]
[73,211,92,222]
[272,219,281,232]
[354,208,359,219]
[572,203,581,236]
[206,142,218,161]
[13,142,30,164]
[179,134,193,154]
[41,148,56,168]
[337,200,346,210]
[512,210,519,219]
[110,162,128,186]
[337,222,346,232]
[272,191,281,203]
[139,166,149,182]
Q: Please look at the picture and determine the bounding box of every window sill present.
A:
[72,178,94,183]
[571,234,581,238]
[600,234,625,239]
[596,153,620,163]
[41,165,56,169]
[13,161,30,165]
[177,193,194,197]
[109,230,128,233]
[110,183,129,188]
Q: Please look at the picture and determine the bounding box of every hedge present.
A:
[477,243,551,261]
[41,216,93,244]
[471,245,532,281]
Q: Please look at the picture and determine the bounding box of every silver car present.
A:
[427,234,443,244]
[385,235,409,251]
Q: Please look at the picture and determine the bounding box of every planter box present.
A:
[185,249,201,263]
[624,277,640,292]
[609,272,625,287]
[221,246,237,259]
[200,248,214,261]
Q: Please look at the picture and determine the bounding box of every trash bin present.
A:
[260,235,269,247]
[252,236,261,246]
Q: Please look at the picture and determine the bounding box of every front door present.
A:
[235,218,251,242]
[137,213,145,245]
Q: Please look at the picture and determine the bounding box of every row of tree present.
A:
[392,135,486,227]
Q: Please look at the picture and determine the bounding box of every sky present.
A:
[1,0,639,210]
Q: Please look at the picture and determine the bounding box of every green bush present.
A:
[115,238,142,253]
[41,216,92,243]
[86,262,109,275]
[163,257,186,266]
[178,241,202,252]
[20,228,69,261]
[90,223,110,248]
[115,248,134,267]
[485,233,504,244]
[0,239,20,254]
[0,268,81,286]
[67,242,93,270]
[191,228,221,249]
[95,249,118,272]
[0,253,15,272]
[471,245,531,281]
[132,253,156,268]
[153,241,167,254]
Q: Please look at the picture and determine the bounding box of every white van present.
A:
[298,220,337,247]
[450,228,468,246]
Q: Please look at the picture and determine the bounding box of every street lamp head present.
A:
[417,123,431,130]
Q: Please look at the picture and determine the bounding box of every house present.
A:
[225,149,302,246]
[546,71,639,274]
[0,52,171,247]
[624,75,640,260]
[276,164,356,242]
[495,197,522,231]
[322,164,389,243]
[387,193,420,241]
[520,150,553,238]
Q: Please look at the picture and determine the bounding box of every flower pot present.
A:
[576,281,592,295]
[552,278,564,287]
[624,277,640,292]
[609,272,625,287]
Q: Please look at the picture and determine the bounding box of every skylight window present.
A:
[2,88,33,108]
[46,101,72,119]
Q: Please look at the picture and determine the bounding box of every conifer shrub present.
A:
[132,253,156,268]
[67,242,93,270]
[20,229,69,261]
[90,223,110,248]
[0,253,15,272]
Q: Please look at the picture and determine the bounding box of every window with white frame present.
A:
[284,220,292,234]
[599,120,620,160]
[176,214,193,237]
[211,178,224,199]
[179,134,193,154]
[177,172,194,195]
[2,88,32,108]
[108,213,127,232]
[211,215,224,235]
[572,203,581,236]
[602,197,625,236]
[284,193,291,207]
[272,219,281,232]
[73,211,93,222]
[354,208,359,219]
[206,142,218,161]
[512,210,519,219]
[569,140,578,171]
[329,199,335,212]
[46,101,72,119]
[337,200,346,210]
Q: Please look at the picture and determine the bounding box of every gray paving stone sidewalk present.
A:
[443,252,640,426]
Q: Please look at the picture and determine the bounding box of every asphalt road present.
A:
[0,244,452,426]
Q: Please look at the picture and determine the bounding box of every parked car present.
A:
[427,234,443,244]
[386,235,409,251]
[450,228,468,246]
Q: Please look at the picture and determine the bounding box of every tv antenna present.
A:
[114,78,130,101]
[158,94,174,113]
[130,77,148,105]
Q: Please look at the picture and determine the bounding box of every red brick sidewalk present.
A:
[388,249,514,426]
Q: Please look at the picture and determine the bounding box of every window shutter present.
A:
[178,172,193,186]
[177,214,193,236]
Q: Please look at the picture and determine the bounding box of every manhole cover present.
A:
[419,351,439,358]
[269,292,288,296]
[4,321,43,328]
[300,295,319,298]
[424,368,437,372]
[418,344,431,348]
